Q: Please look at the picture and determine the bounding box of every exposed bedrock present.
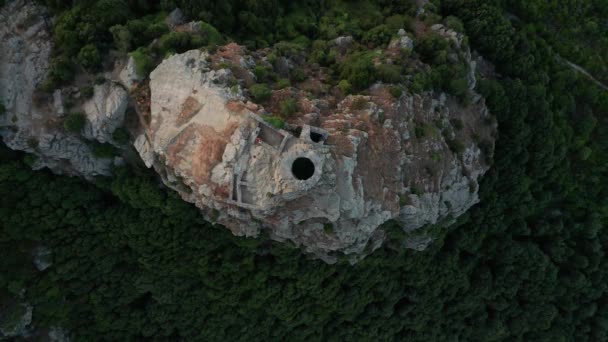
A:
[137,49,496,262]
[0,0,126,178]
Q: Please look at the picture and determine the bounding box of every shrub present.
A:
[351,97,368,110]
[291,68,307,82]
[341,52,376,91]
[362,24,392,47]
[389,86,403,99]
[447,138,465,154]
[416,34,450,64]
[376,64,403,83]
[444,16,465,33]
[280,99,298,116]
[199,21,223,46]
[264,116,284,129]
[63,113,86,133]
[338,80,352,94]
[129,47,153,77]
[385,14,413,31]
[275,78,291,89]
[42,56,75,92]
[158,32,191,54]
[450,118,464,130]
[78,44,101,70]
[109,24,132,54]
[253,65,270,82]
[448,77,469,101]
[250,84,271,102]
[0,102,5,116]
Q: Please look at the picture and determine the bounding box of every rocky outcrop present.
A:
[82,82,128,144]
[137,48,496,262]
[0,0,122,178]
[388,29,414,50]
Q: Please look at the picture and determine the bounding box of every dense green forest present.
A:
[2,0,608,340]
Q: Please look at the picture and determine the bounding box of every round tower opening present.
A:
[291,157,315,180]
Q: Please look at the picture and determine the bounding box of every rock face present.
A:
[82,82,128,144]
[0,0,123,178]
[137,48,496,262]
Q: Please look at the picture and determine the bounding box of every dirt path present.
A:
[558,57,608,92]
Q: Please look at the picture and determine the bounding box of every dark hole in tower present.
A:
[291,157,315,180]
[310,131,323,143]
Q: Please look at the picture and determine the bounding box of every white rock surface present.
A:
[118,56,142,90]
[82,82,128,144]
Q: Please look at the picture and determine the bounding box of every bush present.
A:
[444,16,465,33]
[199,21,223,46]
[448,77,470,101]
[338,80,352,94]
[385,14,412,31]
[0,102,5,116]
[158,32,191,55]
[376,64,403,83]
[341,52,376,91]
[250,84,271,102]
[362,24,392,47]
[253,65,270,82]
[129,47,153,77]
[78,44,101,70]
[264,116,284,129]
[291,68,307,82]
[389,86,403,99]
[42,56,75,92]
[351,97,368,110]
[63,113,86,133]
[416,34,450,64]
[275,78,291,89]
[447,138,465,154]
[280,99,297,116]
[109,25,132,54]
[450,118,464,130]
